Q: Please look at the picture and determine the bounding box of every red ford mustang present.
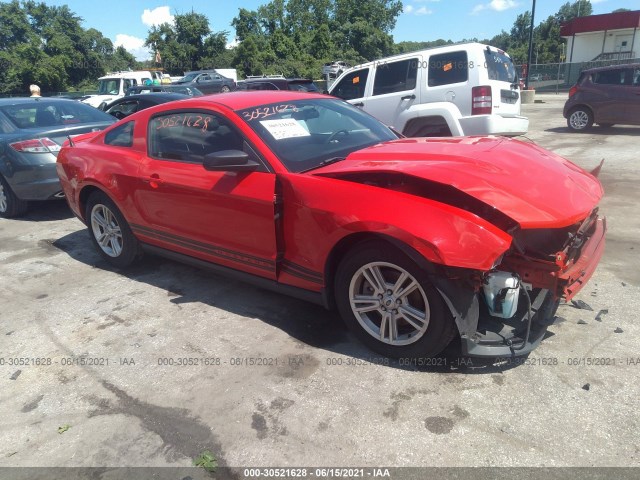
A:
[56,91,606,359]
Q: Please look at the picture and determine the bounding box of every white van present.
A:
[328,42,528,137]
[82,71,152,108]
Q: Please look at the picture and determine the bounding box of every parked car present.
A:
[102,93,189,120]
[563,63,640,131]
[236,77,319,92]
[0,97,114,217]
[125,85,204,97]
[322,61,351,77]
[329,42,528,137]
[57,91,605,359]
[172,70,236,94]
[81,70,153,108]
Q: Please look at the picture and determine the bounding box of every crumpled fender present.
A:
[279,173,512,275]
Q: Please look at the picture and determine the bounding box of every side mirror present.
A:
[203,150,259,172]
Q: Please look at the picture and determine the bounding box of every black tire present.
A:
[334,241,457,359]
[0,175,28,218]
[85,191,140,268]
[567,106,593,131]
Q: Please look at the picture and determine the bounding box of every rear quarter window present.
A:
[593,69,626,85]
[104,121,134,147]
[428,51,468,87]
[484,50,517,83]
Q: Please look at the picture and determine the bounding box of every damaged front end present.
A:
[448,208,606,357]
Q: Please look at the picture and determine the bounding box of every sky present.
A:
[21,0,640,60]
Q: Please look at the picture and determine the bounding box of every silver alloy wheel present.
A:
[90,204,123,257]
[349,262,430,346]
[0,183,7,213]
[569,110,589,130]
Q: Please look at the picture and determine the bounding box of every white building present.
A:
[561,10,640,63]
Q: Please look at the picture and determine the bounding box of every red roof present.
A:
[560,10,640,36]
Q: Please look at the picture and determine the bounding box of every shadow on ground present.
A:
[52,228,526,375]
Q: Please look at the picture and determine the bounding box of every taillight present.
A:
[472,86,492,115]
[568,85,578,98]
[9,138,61,153]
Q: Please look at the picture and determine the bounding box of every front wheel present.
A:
[85,191,140,268]
[335,242,457,359]
[567,107,593,131]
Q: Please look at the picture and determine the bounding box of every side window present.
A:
[373,58,418,96]
[427,51,468,87]
[331,68,370,100]
[148,111,245,164]
[593,69,625,85]
[104,121,134,147]
[633,68,640,86]
[106,101,139,120]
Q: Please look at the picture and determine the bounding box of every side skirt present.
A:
[141,243,329,308]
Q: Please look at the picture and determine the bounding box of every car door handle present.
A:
[142,174,164,188]
[352,102,364,107]
[401,94,416,100]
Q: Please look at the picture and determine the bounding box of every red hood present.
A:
[313,137,603,229]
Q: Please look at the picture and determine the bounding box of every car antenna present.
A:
[67,135,75,147]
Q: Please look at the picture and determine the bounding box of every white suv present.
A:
[328,43,528,137]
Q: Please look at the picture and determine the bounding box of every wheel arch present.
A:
[324,233,480,340]
[78,184,118,223]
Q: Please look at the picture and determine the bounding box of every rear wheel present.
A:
[567,107,593,131]
[335,242,457,359]
[0,175,28,218]
[221,85,231,93]
[85,191,140,268]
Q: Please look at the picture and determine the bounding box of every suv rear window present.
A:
[428,51,468,86]
[484,49,517,83]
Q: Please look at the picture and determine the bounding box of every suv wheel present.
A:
[567,107,593,131]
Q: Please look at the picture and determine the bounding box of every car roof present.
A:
[114,93,188,103]
[0,97,82,106]
[582,63,640,73]
[157,91,328,111]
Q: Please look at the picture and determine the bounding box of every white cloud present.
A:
[404,3,434,15]
[114,34,150,61]
[472,0,519,15]
[415,6,433,15]
[141,6,174,27]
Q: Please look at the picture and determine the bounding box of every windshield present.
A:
[180,73,198,82]
[484,49,517,83]
[237,98,397,173]
[98,79,122,95]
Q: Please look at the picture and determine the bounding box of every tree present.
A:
[145,12,229,75]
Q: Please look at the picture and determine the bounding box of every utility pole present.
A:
[525,0,537,89]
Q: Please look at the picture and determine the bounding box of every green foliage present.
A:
[231,0,402,78]
[145,12,229,75]
[0,0,142,94]
[194,451,217,472]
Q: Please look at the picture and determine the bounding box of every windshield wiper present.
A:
[300,157,345,173]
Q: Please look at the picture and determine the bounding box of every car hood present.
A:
[312,137,603,229]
